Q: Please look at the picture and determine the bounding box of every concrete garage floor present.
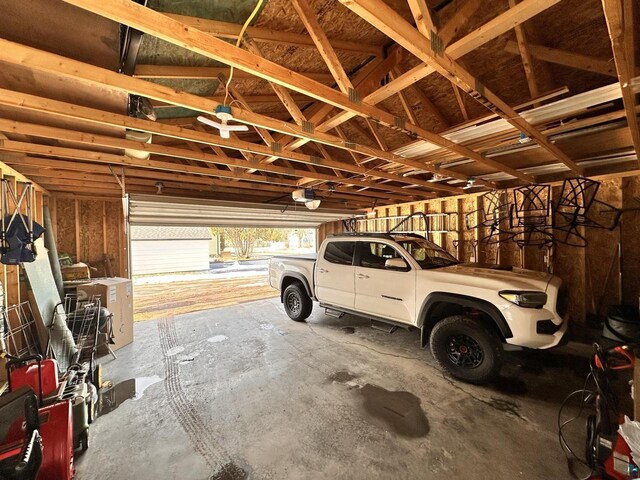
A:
[76,298,591,480]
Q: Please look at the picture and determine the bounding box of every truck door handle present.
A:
[357,273,370,279]
[319,268,329,273]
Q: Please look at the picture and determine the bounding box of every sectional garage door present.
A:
[127,195,357,228]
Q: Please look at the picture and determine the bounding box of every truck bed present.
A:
[268,254,316,298]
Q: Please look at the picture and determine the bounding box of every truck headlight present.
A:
[499,290,547,308]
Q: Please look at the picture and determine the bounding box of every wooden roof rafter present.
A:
[60,0,530,183]
[10,156,407,204]
[162,12,383,57]
[502,41,629,78]
[339,0,584,175]
[0,117,448,197]
[0,40,469,193]
[133,65,336,83]
[291,0,355,96]
[438,0,483,46]
[508,0,543,101]
[601,0,640,166]
[286,0,563,161]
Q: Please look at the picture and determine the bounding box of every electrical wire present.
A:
[557,343,623,480]
[223,0,265,107]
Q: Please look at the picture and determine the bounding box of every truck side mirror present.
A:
[385,258,408,271]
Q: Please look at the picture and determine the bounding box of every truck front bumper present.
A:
[506,314,568,349]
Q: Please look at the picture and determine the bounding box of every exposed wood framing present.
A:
[0,119,446,197]
[0,42,484,190]
[163,13,382,56]
[297,0,562,155]
[601,0,640,166]
[10,156,408,203]
[438,0,483,45]
[152,95,311,108]
[508,0,540,99]
[243,38,308,125]
[338,0,583,175]
[407,0,437,38]
[503,41,622,78]
[390,70,420,126]
[452,84,469,121]
[133,65,335,83]
[59,0,534,181]
[291,0,354,94]
[402,74,451,128]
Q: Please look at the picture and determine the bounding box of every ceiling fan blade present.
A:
[196,116,224,129]
[225,125,249,132]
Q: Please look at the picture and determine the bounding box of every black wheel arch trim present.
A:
[418,292,513,341]
[280,273,315,301]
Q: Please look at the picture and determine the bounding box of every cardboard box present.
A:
[61,264,91,281]
[76,278,133,352]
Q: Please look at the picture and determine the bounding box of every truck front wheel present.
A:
[429,315,502,384]
[283,283,313,322]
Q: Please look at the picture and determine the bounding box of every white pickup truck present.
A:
[269,232,568,384]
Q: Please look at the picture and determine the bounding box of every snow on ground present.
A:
[133,268,268,285]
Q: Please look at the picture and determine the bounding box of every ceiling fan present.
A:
[197,105,249,139]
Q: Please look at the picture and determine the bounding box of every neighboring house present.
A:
[130,226,212,275]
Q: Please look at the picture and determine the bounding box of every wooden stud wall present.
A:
[319,177,640,325]
[0,168,45,309]
[50,196,128,279]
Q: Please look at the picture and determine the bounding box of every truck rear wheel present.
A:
[429,315,502,384]
[283,283,313,322]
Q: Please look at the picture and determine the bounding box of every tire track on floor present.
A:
[158,317,247,480]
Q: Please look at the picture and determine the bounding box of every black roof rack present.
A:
[329,232,393,239]
[329,232,427,240]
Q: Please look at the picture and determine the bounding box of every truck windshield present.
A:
[397,238,460,269]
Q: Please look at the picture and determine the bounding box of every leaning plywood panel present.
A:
[22,238,77,361]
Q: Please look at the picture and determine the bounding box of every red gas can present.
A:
[7,356,59,399]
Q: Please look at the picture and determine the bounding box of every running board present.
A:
[324,308,345,319]
[371,320,398,334]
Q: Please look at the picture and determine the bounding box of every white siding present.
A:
[131,239,210,275]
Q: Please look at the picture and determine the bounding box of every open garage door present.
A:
[128,195,358,228]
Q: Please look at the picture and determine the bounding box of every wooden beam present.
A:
[59,0,533,182]
[0,128,441,197]
[134,65,335,83]
[452,85,469,121]
[22,171,379,205]
[0,44,483,188]
[365,119,388,151]
[0,158,48,194]
[0,88,464,194]
[602,0,640,166]
[407,0,437,37]
[297,0,560,145]
[438,0,483,45]
[391,71,420,126]
[509,0,540,100]
[390,66,451,129]
[164,13,382,56]
[11,156,410,203]
[339,0,583,175]
[503,41,624,78]
[242,37,308,126]
[291,0,354,94]
[152,94,310,108]
[622,0,635,81]
[408,81,450,128]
